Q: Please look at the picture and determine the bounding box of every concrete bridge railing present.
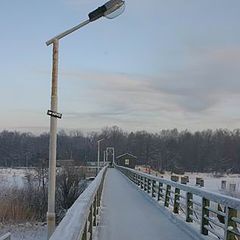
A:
[49,166,107,240]
[115,165,240,240]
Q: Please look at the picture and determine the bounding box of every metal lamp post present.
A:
[97,138,104,173]
[103,150,106,166]
[46,1,125,238]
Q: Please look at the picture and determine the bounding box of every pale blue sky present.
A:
[1,1,240,133]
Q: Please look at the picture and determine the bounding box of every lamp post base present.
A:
[47,212,56,239]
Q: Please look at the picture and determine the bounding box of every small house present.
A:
[116,153,137,169]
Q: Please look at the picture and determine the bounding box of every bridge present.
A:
[46,164,240,240]
[23,165,240,240]
[1,165,238,240]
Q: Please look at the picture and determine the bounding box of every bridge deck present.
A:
[97,168,194,240]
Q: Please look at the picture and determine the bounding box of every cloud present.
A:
[56,46,240,131]
[61,69,177,114]
[62,46,240,113]
[147,47,240,112]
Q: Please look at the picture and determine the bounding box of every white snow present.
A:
[0,223,46,240]
[0,168,30,189]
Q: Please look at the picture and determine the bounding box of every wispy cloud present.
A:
[58,46,240,130]
[145,47,240,112]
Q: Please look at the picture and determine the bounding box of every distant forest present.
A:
[0,126,240,173]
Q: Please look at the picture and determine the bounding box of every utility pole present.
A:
[47,39,59,239]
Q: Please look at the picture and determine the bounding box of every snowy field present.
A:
[4,167,239,196]
[0,223,46,240]
[137,166,240,197]
[0,167,89,240]
[166,172,240,197]
[0,168,32,189]
[0,168,46,240]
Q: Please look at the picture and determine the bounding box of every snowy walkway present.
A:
[97,168,194,240]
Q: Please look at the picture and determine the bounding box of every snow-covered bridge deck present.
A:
[97,168,193,240]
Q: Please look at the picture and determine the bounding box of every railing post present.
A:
[133,173,136,183]
[96,189,100,218]
[224,207,237,240]
[88,205,93,240]
[137,174,140,187]
[173,188,180,214]
[93,196,97,226]
[81,222,88,240]
[130,171,133,181]
[144,177,148,192]
[158,182,163,201]
[186,192,193,222]
[141,176,144,189]
[164,185,171,207]
[152,180,156,198]
[201,198,210,235]
[147,178,151,194]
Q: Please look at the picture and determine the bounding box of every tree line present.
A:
[0,126,240,173]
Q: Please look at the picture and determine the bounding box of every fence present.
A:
[115,165,240,240]
[49,166,107,240]
[0,233,11,240]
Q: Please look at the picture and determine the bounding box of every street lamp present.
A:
[103,150,106,166]
[46,0,125,239]
[97,138,104,173]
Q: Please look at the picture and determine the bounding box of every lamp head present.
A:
[88,0,125,22]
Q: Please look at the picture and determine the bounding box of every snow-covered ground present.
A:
[0,167,90,240]
[0,168,31,189]
[0,223,46,240]
[0,168,46,240]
